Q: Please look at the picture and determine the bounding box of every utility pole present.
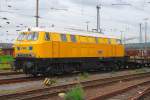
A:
[35,0,39,27]
[85,21,90,31]
[124,33,126,44]
[144,18,148,54]
[96,4,101,33]
[139,23,142,43]
[120,31,124,44]
[139,23,142,57]
[144,19,148,44]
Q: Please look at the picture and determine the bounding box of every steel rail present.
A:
[1,72,150,100]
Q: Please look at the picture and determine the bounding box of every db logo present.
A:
[98,50,103,54]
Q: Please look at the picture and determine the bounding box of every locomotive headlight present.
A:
[28,46,33,50]
[31,53,36,57]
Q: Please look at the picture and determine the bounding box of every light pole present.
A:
[144,18,148,54]
[96,4,101,33]
[35,0,39,27]
[120,31,124,44]
[139,23,142,43]
[144,18,148,45]
[85,21,90,31]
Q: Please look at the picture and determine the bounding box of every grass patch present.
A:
[0,64,11,70]
[0,55,14,63]
[0,55,14,70]
[110,71,116,74]
[134,68,148,74]
[0,90,17,94]
[78,72,89,80]
[65,85,85,100]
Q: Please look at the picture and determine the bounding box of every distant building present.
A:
[0,43,13,49]
[0,43,14,56]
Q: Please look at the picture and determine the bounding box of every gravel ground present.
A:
[0,74,27,80]
[0,70,12,73]
[85,77,150,99]
[0,68,150,96]
[46,76,150,100]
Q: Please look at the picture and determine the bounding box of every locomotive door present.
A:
[112,46,116,57]
[52,41,59,58]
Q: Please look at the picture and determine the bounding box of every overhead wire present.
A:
[1,0,150,40]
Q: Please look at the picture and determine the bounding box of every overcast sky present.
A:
[0,0,150,43]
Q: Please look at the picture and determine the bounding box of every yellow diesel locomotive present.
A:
[14,27,125,76]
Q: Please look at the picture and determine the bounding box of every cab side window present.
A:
[117,39,122,44]
[70,35,76,42]
[45,32,50,41]
[61,34,67,42]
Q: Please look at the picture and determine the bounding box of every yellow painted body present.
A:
[14,31,125,58]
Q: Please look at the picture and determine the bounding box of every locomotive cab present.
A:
[15,31,39,58]
[14,30,52,58]
[14,28,52,75]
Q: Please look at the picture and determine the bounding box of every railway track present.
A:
[103,80,150,100]
[129,86,150,100]
[89,77,150,100]
[0,71,23,76]
[0,76,42,85]
[0,72,150,100]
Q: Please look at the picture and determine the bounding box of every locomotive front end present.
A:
[14,29,43,76]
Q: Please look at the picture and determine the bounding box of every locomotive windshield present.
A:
[17,32,27,41]
[17,32,39,41]
[26,32,38,40]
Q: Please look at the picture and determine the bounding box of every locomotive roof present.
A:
[20,27,120,39]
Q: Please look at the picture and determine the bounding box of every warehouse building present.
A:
[0,43,14,56]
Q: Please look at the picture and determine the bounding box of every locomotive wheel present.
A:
[47,67,55,76]
[31,73,38,77]
[10,62,16,71]
[23,65,28,74]
[113,63,120,71]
